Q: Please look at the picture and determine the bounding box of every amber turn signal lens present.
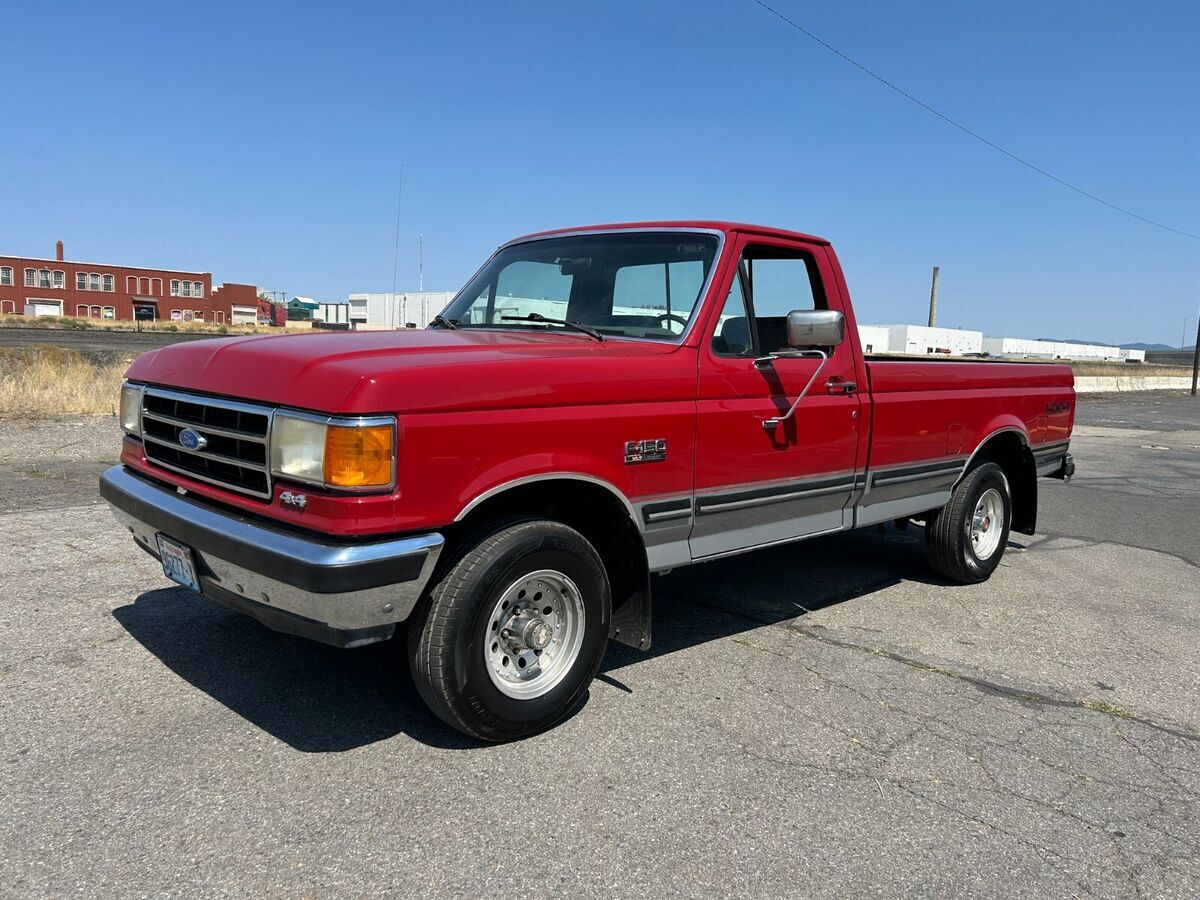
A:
[323,424,394,488]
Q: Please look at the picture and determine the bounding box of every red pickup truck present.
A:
[101,221,1075,740]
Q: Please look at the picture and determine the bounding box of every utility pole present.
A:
[419,233,424,293]
[927,266,940,328]
[1191,311,1199,397]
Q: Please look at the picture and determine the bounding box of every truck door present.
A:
[690,237,863,559]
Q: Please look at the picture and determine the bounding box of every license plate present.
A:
[156,534,201,592]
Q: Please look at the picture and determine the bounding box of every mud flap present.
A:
[610,577,651,651]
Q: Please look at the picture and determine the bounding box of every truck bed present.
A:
[863,356,1074,471]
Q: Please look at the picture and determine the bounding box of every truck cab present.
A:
[101,221,1075,740]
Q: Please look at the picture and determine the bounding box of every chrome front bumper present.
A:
[99,466,444,648]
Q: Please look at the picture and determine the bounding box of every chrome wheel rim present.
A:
[969,488,1005,560]
[484,569,586,699]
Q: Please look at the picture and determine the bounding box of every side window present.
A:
[745,256,817,318]
[746,247,823,354]
[711,246,825,357]
[711,265,754,357]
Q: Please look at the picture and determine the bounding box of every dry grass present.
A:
[0,313,279,335]
[1069,362,1192,377]
[0,346,128,418]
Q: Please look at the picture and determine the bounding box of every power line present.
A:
[751,0,1200,241]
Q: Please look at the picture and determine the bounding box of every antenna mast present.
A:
[390,163,405,329]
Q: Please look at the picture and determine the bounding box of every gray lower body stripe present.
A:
[642,498,693,525]
[1033,444,1070,459]
[696,475,857,516]
[869,459,965,488]
[871,465,962,488]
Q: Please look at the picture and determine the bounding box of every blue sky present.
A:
[3,0,1197,345]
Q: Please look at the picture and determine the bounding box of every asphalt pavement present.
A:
[0,326,225,364]
[1,394,1197,897]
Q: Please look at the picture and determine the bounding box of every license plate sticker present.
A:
[156,534,201,592]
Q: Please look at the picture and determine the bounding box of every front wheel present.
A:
[407,519,611,741]
[925,461,1012,584]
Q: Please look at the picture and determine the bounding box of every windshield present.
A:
[440,231,720,341]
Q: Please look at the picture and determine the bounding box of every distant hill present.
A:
[1120,342,1189,352]
[1039,337,1193,352]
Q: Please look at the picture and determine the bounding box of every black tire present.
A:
[408,518,611,741]
[925,461,1012,584]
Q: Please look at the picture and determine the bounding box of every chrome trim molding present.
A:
[645,508,692,523]
[641,498,693,525]
[142,408,267,443]
[142,433,266,471]
[454,472,640,526]
[1032,441,1070,460]
[869,459,966,489]
[143,385,278,418]
[141,454,273,500]
[956,427,1029,486]
[697,475,856,515]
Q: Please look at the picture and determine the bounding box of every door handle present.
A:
[825,379,857,395]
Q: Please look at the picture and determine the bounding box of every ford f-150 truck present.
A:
[101,221,1075,740]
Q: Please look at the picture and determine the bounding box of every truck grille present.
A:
[140,387,273,499]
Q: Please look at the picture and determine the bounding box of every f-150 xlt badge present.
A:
[625,439,667,464]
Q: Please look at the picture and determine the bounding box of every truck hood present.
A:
[125,328,696,414]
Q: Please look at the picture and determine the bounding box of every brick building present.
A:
[0,241,261,324]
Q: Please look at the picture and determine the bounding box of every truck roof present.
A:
[502,220,831,248]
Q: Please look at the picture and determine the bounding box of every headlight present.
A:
[271,415,326,482]
[120,383,143,435]
[270,413,396,491]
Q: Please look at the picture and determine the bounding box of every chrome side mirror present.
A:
[787,309,845,348]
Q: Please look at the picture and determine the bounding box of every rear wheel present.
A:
[925,461,1012,584]
[408,519,610,741]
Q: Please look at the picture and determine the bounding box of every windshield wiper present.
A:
[500,313,604,342]
[430,314,458,330]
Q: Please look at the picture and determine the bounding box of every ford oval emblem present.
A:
[178,428,207,451]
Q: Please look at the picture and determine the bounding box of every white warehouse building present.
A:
[982,337,1145,362]
[346,291,457,329]
[879,324,983,356]
[857,325,891,354]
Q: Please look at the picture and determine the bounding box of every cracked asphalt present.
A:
[1,394,1197,898]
